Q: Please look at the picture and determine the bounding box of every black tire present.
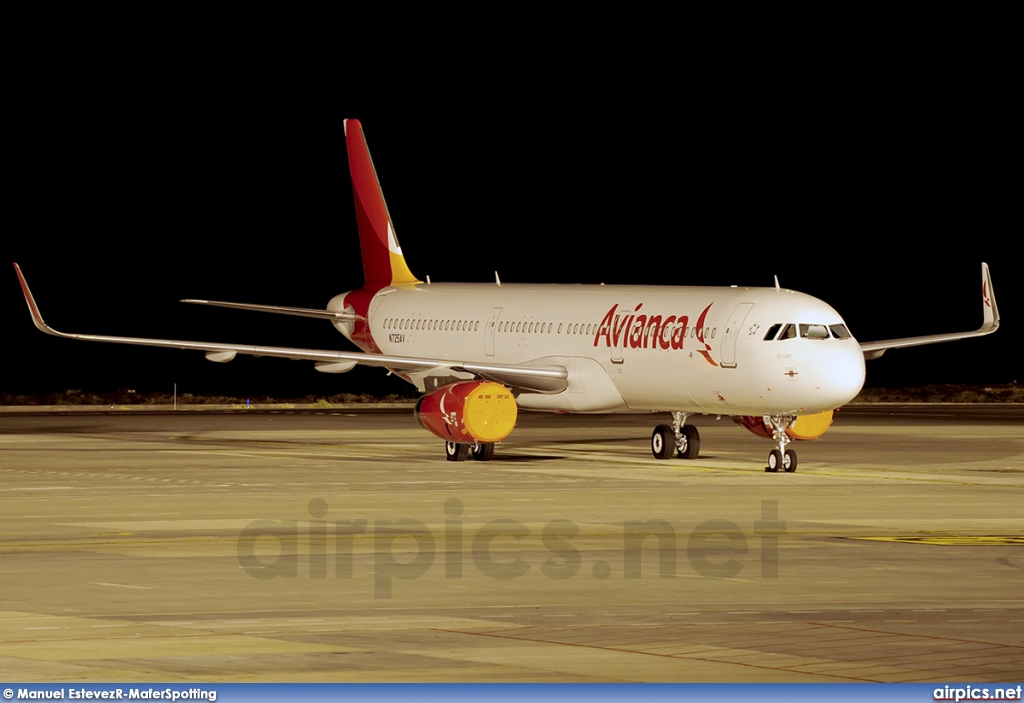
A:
[767,449,782,472]
[471,443,495,462]
[651,425,675,460]
[446,441,470,462]
[677,425,701,460]
[784,449,797,472]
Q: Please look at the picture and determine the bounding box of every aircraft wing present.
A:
[14,264,568,394]
[859,263,999,360]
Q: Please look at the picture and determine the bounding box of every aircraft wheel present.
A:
[677,425,701,460]
[766,449,782,472]
[784,449,797,472]
[651,425,675,460]
[471,443,495,462]
[446,441,470,462]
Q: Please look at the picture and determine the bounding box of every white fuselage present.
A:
[332,282,867,417]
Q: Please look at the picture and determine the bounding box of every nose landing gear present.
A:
[764,415,798,472]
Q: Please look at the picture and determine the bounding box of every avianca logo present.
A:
[593,303,717,366]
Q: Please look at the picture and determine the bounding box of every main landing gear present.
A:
[651,411,701,460]
[650,412,800,471]
[445,441,494,462]
[764,415,798,473]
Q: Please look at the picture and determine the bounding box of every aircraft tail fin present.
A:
[344,119,420,288]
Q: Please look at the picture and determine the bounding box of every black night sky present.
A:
[4,52,1019,399]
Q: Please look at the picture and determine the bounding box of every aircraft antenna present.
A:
[495,272,501,287]
[774,275,780,292]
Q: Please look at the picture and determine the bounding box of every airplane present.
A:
[13,119,1001,471]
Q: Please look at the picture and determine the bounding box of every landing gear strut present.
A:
[764,415,798,472]
[651,412,701,460]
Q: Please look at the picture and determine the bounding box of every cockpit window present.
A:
[767,322,850,341]
[829,324,852,339]
[799,324,830,340]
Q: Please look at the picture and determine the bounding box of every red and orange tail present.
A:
[344,119,420,288]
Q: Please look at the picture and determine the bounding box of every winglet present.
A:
[860,262,1000,359]
[13,263,57,336]
[980,261,999,334]
[344,119,420,288]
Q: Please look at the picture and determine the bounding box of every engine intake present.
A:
[414,381,517,444]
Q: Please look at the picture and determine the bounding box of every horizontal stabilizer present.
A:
[182,299,362,322]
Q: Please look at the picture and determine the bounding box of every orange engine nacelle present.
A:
[735,409,834,441]
[414,381,518,444]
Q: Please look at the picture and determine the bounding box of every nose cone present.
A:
[817,341,866,409]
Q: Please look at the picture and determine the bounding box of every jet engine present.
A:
[735,409,834,441]
[414,381,518,444]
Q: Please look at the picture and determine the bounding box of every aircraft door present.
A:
[609,303,635,365]
[611,328,624,365]
[485,307,502,356]
[720,302,754,368]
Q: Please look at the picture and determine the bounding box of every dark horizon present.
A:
[5,87,1018,398]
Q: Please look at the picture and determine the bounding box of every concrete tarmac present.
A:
[1,407,1022,682]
